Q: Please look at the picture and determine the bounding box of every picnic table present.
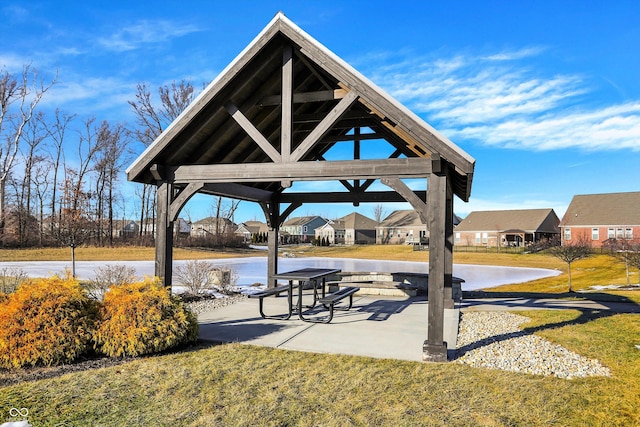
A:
[250,268,360,323]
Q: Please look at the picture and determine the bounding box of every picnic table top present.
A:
[271,268,341,281]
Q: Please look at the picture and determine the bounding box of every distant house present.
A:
[191,217,236,238]
[560,191,640,248]
[454,208,560,247]
[315,212,378,245]
[376,210,428,245]
[174,218,192,237]
[235,220,269,243]
[113,220,139,238]
[281,216,328,243]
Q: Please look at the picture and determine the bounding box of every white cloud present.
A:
[42,75,136,118]
[97,20,201,52]
[361,48,640,152]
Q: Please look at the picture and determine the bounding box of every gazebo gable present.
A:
[126,12,474,203]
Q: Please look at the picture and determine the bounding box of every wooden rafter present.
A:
[290,90,359,162]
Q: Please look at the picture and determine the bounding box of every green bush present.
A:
[93,278,199,358]
[0,275,96,368]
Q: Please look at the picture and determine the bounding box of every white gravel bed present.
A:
[455,312,611,379]
[185,294,247,315]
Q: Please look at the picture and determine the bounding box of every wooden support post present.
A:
[155,181,174,289]
[265,201,280,289]
[444,181,455,309]
[423,168,449,362]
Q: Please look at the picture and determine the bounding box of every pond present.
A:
[0,257,560,291]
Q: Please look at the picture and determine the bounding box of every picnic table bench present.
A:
[317,286,360,323]
[250,268,361,323]
[249,284,293,320]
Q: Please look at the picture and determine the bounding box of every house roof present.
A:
[339,212,378,229]
[193,217,235,226]
[455,209,560,233]
[378,210,424,228]
[126,12,474,205]
[317,220,345,232]
[236,221,268,234]
[282,215,326,227]
[561,191,640,226]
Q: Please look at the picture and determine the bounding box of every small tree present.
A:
[609,240,640,285]
[548,234,592,292]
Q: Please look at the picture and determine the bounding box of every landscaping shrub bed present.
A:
[0,275,198,369]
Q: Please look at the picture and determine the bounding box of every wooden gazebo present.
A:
[127,13,475,361]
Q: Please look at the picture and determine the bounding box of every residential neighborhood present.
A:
[87,191,638,250]
[26,189,617,253]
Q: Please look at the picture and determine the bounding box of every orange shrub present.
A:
[93,278,198,357]
[0,275,96,368]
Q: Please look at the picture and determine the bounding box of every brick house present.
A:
[454,208,560,247]
[560,191,640,247]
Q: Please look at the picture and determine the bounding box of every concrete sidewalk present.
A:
[198,294,459,362]
[460,297,640,313]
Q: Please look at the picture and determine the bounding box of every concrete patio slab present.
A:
[198,294,460,362]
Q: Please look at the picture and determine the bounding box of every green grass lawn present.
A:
[1,244,639,426]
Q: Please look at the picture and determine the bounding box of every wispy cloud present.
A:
[97,20,201,52]
[360,48,640,152]
[43,75,135,118]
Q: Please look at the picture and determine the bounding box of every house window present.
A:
[475,233,481,244]
[616,228,624,238]
[482,232,488,244]
[303,226,307,233]
[564,228,571,240]
[592,228,599,240]
[455,232,460,243]
[608,228,615,239]
[625,228,633,239]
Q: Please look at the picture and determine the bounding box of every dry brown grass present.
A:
[0,246,261,261]
[1,307,638,426]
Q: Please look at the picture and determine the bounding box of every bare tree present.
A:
[372,203,387,224]
[0,65,55,231]
[211,196,241,246]
[19,112,47,217]
[43,109,75,229]
[31,159,50,245]
[607,239,640,286]
[548,233,592,292]
[53,172,94,277]
[628,246,640,283]
[128,80,196,240]
[93,121,129,245]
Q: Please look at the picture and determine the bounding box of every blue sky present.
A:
[2,1,639,223]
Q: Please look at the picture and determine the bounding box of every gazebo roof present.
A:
[126,12,474,204]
